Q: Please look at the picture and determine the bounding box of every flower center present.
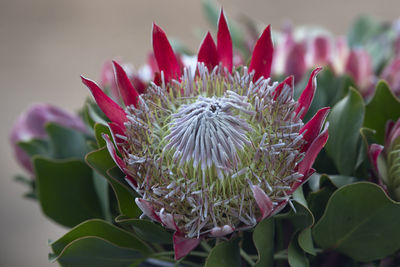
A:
[164,95,254,178]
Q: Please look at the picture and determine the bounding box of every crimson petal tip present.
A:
[249,25,274,81]
[81,75,127,129]
[152,22,181,83]
[217,8,233,71]
[295,68,323,119]
[198,31,218,70]
[112,60,139,107]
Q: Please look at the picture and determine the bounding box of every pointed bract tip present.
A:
[217,7,233,71]
[173,233,201,260]
[249,25,274,81]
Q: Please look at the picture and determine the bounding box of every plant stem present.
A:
[240,248,256,266]
[190,251,209,257]
[201,241,212,252]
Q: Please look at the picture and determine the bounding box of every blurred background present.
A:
[1,0,399,266]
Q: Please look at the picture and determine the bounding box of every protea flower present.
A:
[369,119,400,201]
[81,9,329,260]
[272,25,348,82]
[10,104,87,174]
[345,48,375,97]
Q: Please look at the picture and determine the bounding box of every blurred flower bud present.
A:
[381,57,400,96]
[10,104,87,174]
[310,36,332,66]
[285,42,307,82]
[345,48,375,96]
[369,119,400,201]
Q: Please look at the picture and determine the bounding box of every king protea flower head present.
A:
[81,9,329,260]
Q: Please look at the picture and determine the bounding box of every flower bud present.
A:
[10,104,86,174]
[369,119,400,201]
[345,48,375,96]
[381,57,400,96]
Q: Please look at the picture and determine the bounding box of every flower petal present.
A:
[198,32,218,70]
[152,23,181,83]
[289,168,316,194]
[295,68,322,119]
[112,60,139,107]
[273,75,294,101]
[312,36,331,66]
[210,225,234,237]
[81,76,127,130]
[217,9,233,72]
[102,133,126,171]
[369,144,384,175]
[249,25,274,81]
[298,123,329,175]
[135,198,161,222]
[299,107,330,152]
[159,209,179,231]
[284,42,307,82]
[250,184,273,221]
[173,232,201,260]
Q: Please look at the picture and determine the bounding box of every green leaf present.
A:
[277,200,316,256]
[93,172,111,222]
[51,219,151,259]
[205,238,241,267]
[34,157,103,227]
[87,99,109,126]
[288,234,309,267]
[290,201,316,256]
[86,148,140,218]
[253,218,274,267]
[364,81,400,144]
[14,174,37,199]
[313,182,400,262]
[325,88,365,175]
[46,122,90,160]
[55,237,145,267]
[18,138,50,158]
[307,177,336,222]
[115,216,173,244]
[302,68,353,122]
[347,15,383,47]
[94,123,112,148]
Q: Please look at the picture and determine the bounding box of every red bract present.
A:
[82,9,328,260]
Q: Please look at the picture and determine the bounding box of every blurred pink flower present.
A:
[381,57,400,96]
[345,48,375,97]
[10,104,86,174]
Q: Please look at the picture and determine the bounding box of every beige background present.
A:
[1,0,399,266]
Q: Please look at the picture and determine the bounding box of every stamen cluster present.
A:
[122,65,305,238]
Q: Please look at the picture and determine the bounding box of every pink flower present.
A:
[345,48,375,97]
[10,104,87,174]
[381,57,400,96]
[82,9,329,260]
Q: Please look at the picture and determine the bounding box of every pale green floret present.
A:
[123,64,305,238]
